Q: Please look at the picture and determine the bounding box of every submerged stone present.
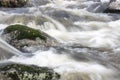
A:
[0,63,60,80]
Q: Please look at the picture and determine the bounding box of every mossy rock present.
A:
[0,0,28,8]
[0,63,60,80]
[2,24,59,52]
[4,24,46,41]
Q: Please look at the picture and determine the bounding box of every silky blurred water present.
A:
[0,0,120,80]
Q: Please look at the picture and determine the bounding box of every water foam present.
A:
[8,48,118,80]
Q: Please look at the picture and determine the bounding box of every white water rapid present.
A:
[0,0,120,80]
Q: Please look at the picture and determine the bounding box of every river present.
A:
[0,0,120,80]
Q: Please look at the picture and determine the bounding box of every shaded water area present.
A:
[0,0,120,80]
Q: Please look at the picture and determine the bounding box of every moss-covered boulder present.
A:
[2,24,59,52]
[4,24,46,40]
[0,63,60,80]
[0,0,28,8]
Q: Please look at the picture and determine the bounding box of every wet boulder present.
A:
[87,0,120,13]
[86,0,110,13]
[104,0,120,13]
[0,63,60,80]
[4,24,47,41]
[0,0,28,8]
[108,0,120,10]
[2,24,59,52]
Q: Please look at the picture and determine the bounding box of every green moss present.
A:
[4,24,46,40]
[0,64,60,80]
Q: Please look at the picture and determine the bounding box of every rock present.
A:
[0,0,28,8]
[2,24,59,52]
[85,0,110,13]
[86,0,120,13]
[0,63,60,80]
[109,0,120,10]
[104,0,120,13]
[0,38,26,60]
[4,24,46,40]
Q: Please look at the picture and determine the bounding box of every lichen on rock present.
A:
[0,0,28,8]
[0,63,60,80]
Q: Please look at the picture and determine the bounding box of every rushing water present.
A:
[0,0,120,80]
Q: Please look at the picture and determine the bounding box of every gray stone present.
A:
[109,0,120,10]
[104,0,120,13]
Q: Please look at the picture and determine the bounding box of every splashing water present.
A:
[0,0,120,80]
